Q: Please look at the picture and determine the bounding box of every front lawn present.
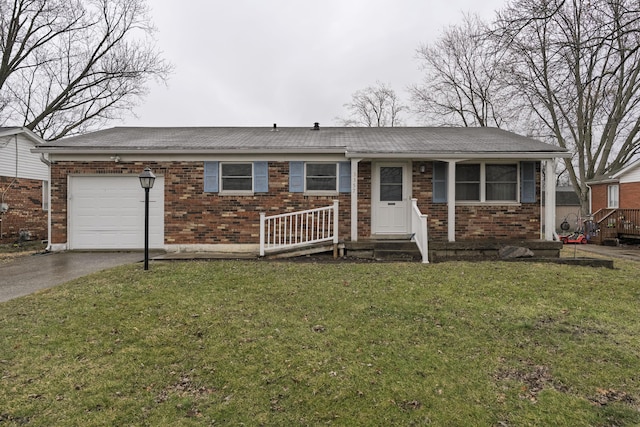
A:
[1,257,639,426]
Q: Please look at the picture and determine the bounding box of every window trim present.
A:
[304,162,339,194]
[454,162,521,205]
[607,184,619,208]
[219,162,254,194]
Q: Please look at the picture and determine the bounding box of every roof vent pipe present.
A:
[312,122,320,130]
[272,123,278,131]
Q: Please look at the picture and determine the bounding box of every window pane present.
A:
[221,163,252,191]
[608,185,619,208]
[486,164,517,181]
[222,163,252,177]
[486,164,517,201]
[456,164,480,201]
[381,184,402,201]
[307,163,336,177]
[381,167,402,184]
[222,177,252,191]
[456,183,480,200]
[307,177,336,191]
[306,163,337,191]
[487,183,517,200]
[456,164,480,181]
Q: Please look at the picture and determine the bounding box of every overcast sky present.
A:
[121,0,507,128]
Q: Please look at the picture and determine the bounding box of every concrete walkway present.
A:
[564,242,640,262]
[0,252,144,302]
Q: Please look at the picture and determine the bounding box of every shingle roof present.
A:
[34,126,568,157]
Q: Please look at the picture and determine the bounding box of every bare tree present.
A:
[410,14,517,128]
[0,0,171,140]
[336,81,407,127]
[491,0,640,213]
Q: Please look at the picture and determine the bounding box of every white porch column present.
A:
[545,159,557,241]
[447,160,456,242]
[350,158,361,242]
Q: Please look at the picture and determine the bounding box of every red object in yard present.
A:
[560,232,588,244]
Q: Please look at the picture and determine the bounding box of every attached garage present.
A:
[68,175,164,250]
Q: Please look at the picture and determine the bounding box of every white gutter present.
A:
[31,147,349,155]
[347,152,572,160]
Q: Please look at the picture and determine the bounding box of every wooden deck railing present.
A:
[590,208,640,243]
[259,201,339,256]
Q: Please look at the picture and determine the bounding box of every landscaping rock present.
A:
[499,246,534,259]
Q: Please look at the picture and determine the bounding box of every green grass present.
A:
[1,255,639,426]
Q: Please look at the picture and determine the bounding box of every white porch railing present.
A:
[259,200,339,256]
[411,198,429,263]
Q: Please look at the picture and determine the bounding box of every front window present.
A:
[455,163,519,203]
[306,163,337,192]
[456,164,480,201]
[608,184,619,208]
[486,164,518,201]
[221,163,252,192]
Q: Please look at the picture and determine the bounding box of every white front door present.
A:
[372,163,410,235]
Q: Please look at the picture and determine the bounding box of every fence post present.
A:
[259,212,266,257]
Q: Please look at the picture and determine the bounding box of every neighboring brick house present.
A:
[0,127,48,244]
[588,159,640,212]
[33,126,569,253]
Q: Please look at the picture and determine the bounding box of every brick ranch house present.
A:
[33,126,569,258]
[0,127,48,244]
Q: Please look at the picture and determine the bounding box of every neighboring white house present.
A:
[0,127,49,243]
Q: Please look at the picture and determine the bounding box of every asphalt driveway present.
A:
[0,252,144,302]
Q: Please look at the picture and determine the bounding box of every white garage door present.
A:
[69,175,164,250]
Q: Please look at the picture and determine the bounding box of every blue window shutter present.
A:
[520,161,536,203]
[289,161,304,192]
[338,162,351,193]
[204,161,219,193]
[433,161,447,203]
[254,161,269,192]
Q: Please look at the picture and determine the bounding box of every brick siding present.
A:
[50,161,351,246]
[590,182,640,212]
[0,176,47,243]
[50,160,542,246]
[412,162,541,240]
[590,183,608,212]
[620,182,640,209]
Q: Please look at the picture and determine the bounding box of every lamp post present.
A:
[138,167,156,270]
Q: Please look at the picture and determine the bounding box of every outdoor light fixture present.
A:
[139,167,156,270]
[139,167,156,189]
[419,163,426,173]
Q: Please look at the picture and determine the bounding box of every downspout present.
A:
[39,153,52,251]
[350,158,361,242]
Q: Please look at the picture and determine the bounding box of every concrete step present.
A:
[345,240,421,261]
